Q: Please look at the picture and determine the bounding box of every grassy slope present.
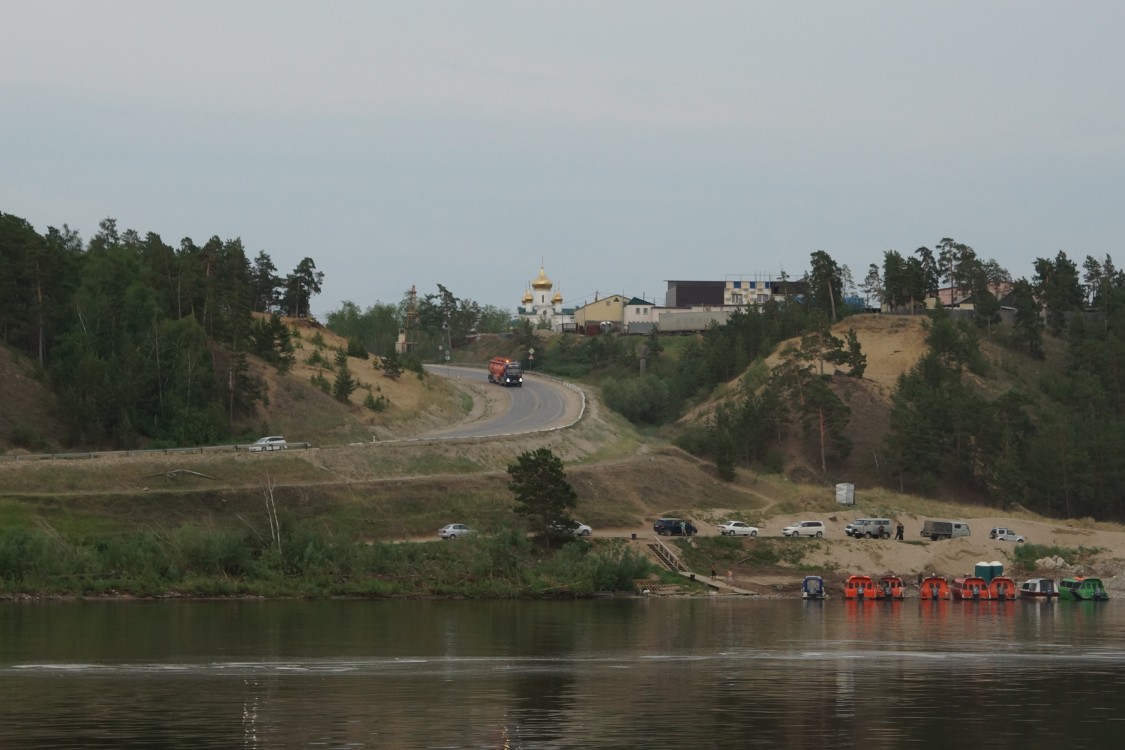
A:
[0,313,1094,551]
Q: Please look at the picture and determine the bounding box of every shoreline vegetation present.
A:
[0,525,658,599]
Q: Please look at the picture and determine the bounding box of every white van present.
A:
[782,520,825,538]
[846,518,892,539]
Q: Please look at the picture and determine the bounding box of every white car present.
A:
[718,521,759,537]
[990,527,1025,543]
[248,436,287,452]
[438,524,473,540]
[782,520,825,538]
[549,521,593,536]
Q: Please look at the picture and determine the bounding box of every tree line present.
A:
[0,211,520,450]
[0,213,334,447]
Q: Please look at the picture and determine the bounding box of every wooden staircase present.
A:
[648,537,686,572]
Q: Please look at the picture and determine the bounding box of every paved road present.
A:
[420,365,582,439]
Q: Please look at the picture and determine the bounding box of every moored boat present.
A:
[988,576,1018,601]
[1019,578,1058,599]
[919,576,951,600]
[875,575,904,600]
[1059,577,1109,601]
[802,575,826,600]
[844,575,877,600]
[952,576,990,601]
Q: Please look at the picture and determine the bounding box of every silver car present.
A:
[248,436,287,452]
[990,527,1025,543]
[438,524,473,540]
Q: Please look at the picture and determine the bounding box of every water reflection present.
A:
[1,599,1124,748]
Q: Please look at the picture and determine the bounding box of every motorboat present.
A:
[988,576,1018,601]
[919,576,951,600]
[875,575,904,600]
[1059,577,1109,601]
[843,575,877,600]
[952,576,989,601]
[1018,578,1058,599]
[802,575,826,600]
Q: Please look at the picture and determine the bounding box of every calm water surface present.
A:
[1,598,1123,749]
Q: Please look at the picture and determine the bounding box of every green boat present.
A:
[1058,577,1109,601]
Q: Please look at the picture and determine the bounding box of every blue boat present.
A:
[802,575,826,599]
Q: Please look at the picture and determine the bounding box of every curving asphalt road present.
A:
[420,365,581,439]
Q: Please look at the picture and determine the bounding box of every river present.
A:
[1,598,1123,748]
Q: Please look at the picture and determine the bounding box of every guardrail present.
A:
[0,442,313,462]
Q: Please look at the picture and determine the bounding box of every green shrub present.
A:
[9,423,48,451]
[0,528,63,583]
[346,337,370,359]
[364,392,389,411]
[1012,543,1101,567]
[673,424,712,457]
[170,526,257,578]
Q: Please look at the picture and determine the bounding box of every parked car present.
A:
[990,527,1025,543]
[846,518,892,539]
[551,520,593,536]
[718,521,759,537]
[653,518,697,536]
[438,524,473,540]
[248,436,287,452]
[782,520,825,538]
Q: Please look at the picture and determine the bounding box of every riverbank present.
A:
[603,508,1125,599]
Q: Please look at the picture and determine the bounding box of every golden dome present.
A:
[552,290,563,304]
[531,266,553,290]
[521,289,533,304]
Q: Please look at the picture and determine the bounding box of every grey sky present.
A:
[4,2,1124,316]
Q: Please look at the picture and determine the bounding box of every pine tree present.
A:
[381,347,404,379]
[507,448,578,541]
[332,349,357,402]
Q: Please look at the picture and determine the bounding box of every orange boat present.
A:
[952,576,990,600]
[875,576,905,600]
[844,575,877,600]
[919,576,951,600]
[989,576,1018,600]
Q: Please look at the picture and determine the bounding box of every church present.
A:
[516,266,575,332]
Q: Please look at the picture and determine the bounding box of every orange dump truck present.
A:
[488,357,523,387]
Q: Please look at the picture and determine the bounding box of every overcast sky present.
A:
[4,2,1124,315]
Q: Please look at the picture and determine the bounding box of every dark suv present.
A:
[653,518,697,536]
